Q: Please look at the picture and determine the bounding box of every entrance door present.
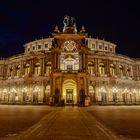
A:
[66,89,73,103]
[63,79,77,104]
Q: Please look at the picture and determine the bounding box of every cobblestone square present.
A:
[0,105,140,140]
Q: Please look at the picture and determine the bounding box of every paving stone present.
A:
[1,107,122,140]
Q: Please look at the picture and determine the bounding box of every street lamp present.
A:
[3,89,7,102]
[99,87,106,103]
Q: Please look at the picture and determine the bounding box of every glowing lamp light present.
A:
[99,87,106,93]
[11,88,16,93]
[132,89,137,93]
[22,87,27,92]
[123,88,129,93]
[34,87,40,92]
[112,87,118,93]
[3,89,7,93]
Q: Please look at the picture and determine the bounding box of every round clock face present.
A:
[64,40,76,51]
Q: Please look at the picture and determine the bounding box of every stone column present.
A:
[56,53,58,70]
[57,53,60,70]
[84,76,88,96]
[20,61,24,76]
[124,64,127,77]
[30,60,34,76]
[115,61,118,75]
[95,58,99,75]
[13,64,16,77]
[85,54,88,72]
[106,60,109,75]
[77,78,81,102]
[83,54,85,71]
[40,58,45,76]
[54,53,57,70]
[51,77,55,96]
[79,54,82,71]
[7,66,10,78]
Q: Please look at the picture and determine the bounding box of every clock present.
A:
[64,40,76,51]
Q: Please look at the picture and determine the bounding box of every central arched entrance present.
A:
[63,79,77,104]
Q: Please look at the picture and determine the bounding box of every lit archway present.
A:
[34,63,41,76]
[89,85,95,103]
[99,63,105,75]
[88,62,94,74]
[110,64,115,76]
[63,79,77,104]
[119,65,124,77]
[45,62,51,75]
[24,64,30,75]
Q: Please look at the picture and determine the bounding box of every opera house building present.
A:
[0,16,140,105]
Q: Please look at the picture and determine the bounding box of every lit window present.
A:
[110,47,113,52]
[127,67,131,77]
[45,44,48,48]
[16,65,20,76]
[38,45,41,49]
[99,63,105,75]
[119,65,123,77]
[45,62,51,75]
[99,45,102,50]
[92,44,95,49]
[9,68,14,77]
[25,64,30,75]
[88,62,94,74]
[105,46,108,50]
[34,63,41,76]
[110,64,115,76]
[32,46,35,50]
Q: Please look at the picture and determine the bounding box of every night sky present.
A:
[0,0,140,58]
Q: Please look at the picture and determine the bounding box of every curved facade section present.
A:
[0,17,140,105]
[24,38,53,54]
[87,38,116,54]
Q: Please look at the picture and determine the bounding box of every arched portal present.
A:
[63,79,77,104]
[89,85,95,104]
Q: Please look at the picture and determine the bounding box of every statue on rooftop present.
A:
[63,16,77,33]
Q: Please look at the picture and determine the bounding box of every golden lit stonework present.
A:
[0,16,140,106]
[64,40,77,51]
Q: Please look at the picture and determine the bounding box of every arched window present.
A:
[25,64,30,75]
[119,65,123,77]
[16,65,20,77]
[99,63,105,75]
[126,67,131,77]
[45,62,51,75]
[63,55,77,71]
[9,67,14,77]
[34,63,41,76]
[110,64,115,76]
[88,62,94,74]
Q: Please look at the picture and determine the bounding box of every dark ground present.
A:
[87,106,140,139]
[0,105,51,137]
[1,105,140,139]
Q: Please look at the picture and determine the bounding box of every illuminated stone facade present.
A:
[0,16,140,105]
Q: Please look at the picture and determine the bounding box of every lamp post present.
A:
[22,87,27,103]
[99,87,106,104]
[3,89,7,103]
[132,89,137,103]
[33,86,40,103]
[123,88,129,103]
[112,87,118,103]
